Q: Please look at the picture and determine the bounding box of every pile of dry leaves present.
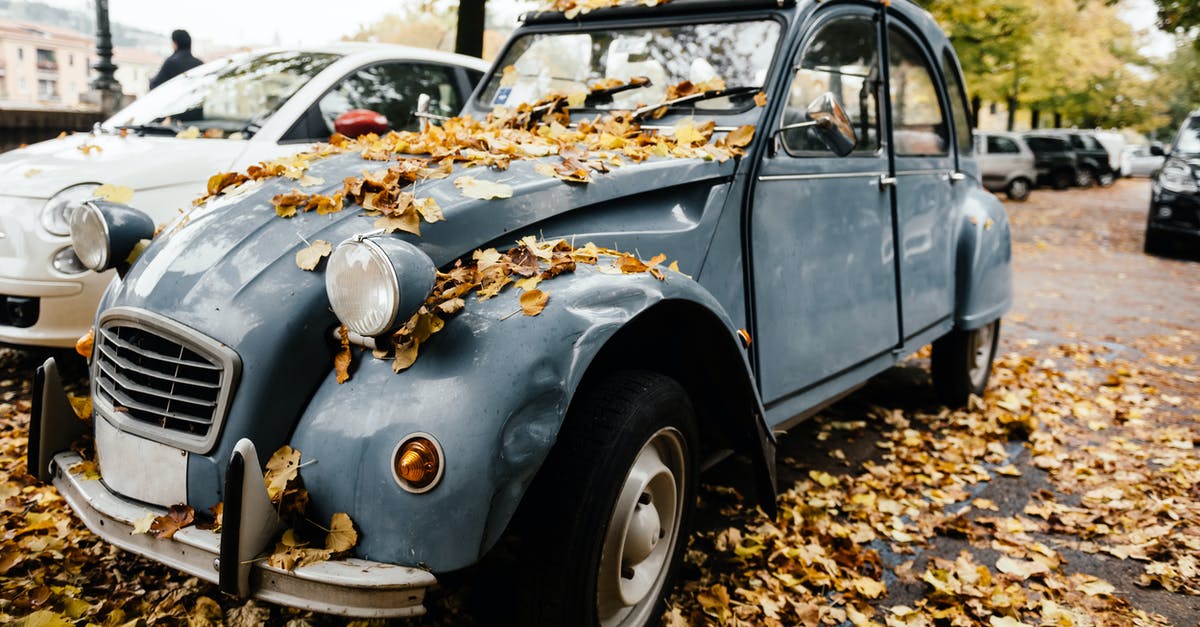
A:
[664,340,1199,626]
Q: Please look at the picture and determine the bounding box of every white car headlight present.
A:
[1160,161,1199,194]
[40,184,100,236]
[326,237,436,338]
[69,202,110,271]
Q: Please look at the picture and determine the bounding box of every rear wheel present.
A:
[1005,177,1032,202]
[1051,170,1073,190]
[1098,170,1115,187]
[931,320,1000,408]
[1076,167,1096,188]
[516,371,697,627]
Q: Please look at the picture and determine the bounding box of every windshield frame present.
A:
[102,50,342,136]
[472,10,789,118]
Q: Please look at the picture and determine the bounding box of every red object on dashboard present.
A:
[334,109,389,138]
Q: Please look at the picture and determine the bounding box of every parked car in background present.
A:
[1093,130,1126,179]
[31,1,1011,624]
[0,43,487,348]
[1123,144,1166,178]
[1024,134,1079,190]
[1055,130,1116,187]
[975,131,1036,200]
[1146,112,1200,257]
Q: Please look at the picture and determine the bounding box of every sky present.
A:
[34,0,1181,59]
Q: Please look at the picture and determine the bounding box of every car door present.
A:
[750,5,900,405]
[885,20,957,339]
[279,62,467,143]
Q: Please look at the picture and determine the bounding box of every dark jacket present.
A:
[149,49,203,90]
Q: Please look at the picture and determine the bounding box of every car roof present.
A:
[235,42,490,72]
[524,0,801,23]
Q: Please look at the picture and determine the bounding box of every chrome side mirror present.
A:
[774,92,858,158]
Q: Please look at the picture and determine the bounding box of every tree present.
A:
[456,0,487,57]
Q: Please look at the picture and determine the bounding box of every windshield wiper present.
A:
[630,86,762,121]
[584,77,653,106]
[116,122,182,136]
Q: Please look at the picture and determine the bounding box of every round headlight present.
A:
[69,202,110,271]
[40,184,100,236]
[326,239,401,337]
[51,246,88,275]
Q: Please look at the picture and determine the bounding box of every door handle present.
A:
[879,175,897,190]
[948,171,967,183]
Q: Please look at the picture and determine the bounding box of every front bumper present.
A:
[35,358,436,618]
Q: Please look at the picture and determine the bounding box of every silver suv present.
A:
[975,131,1036,201]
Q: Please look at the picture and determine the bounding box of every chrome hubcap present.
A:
[597,428,686,627]
[968,322,995,389]
[1011,180,1028,197]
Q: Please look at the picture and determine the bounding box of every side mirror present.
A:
[773,92,858,158]
[1149,143,1166,157]
[334,109,389,138]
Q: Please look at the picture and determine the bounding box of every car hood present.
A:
[0,133,248,199]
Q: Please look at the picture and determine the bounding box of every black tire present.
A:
[1076,167,1096,188]
[1143,229,1174,257]
[1098,170,1115,187]
[516,371,698,627]
[1051,170,1073,190]
[1005,177,1032,202]
[931,320,1000,408]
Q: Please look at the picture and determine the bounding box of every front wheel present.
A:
[1006,178,1032,202]
[1076,167,1096,188]
[516,371,698,627]
[931,320,1000,408]
[1098,170,1115,187]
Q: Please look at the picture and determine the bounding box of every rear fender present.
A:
[288,264,771,572]
[953,187,1013,329]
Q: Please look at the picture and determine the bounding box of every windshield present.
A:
[1175,116,1200,154]
[479,20,781,113]
[104,51,340,136]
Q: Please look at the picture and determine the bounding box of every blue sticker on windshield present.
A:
[493,87,512,106]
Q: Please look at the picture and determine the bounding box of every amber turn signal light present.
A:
[393,435,442,493]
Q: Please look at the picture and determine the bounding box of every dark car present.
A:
[1146,112,1200,257]
[1057,131,1116,187]
[1024,135,1078,190]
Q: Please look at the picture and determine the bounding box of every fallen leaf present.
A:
[176,126,200,139]
[455,176,513,200]
[325,512,357,552]
[519,289,549,316]
[150,504,195,539]
[996,555,1050,580]
[264,446,301,503]
[295,240,333,271]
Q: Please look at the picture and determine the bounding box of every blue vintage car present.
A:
[30,0,1010,624]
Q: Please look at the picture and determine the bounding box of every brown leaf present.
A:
[519,290,549,317]
[334,325,352,384]
[150,504,195,539]
[754,91,768,107]
[325,512,357,553]
[725,125,756,149]
[264,445,301,503]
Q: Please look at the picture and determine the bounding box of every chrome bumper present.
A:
[51,452,436,618]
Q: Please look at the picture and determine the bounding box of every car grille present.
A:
[92,312,239,453]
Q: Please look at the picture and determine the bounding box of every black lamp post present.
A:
[90,0,122,112]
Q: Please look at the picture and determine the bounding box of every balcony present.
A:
[36,60,59,72]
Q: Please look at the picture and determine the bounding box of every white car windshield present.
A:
[104,51,340,137]
[479,20,781,113]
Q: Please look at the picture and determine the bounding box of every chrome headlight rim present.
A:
[40,183,100,237]
[1160,162,1199,194]
[69,201,111,272]
[326,238,402,338]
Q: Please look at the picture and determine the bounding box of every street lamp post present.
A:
[90,0,122,113]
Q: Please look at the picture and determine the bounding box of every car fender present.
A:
[953,185,1013,330]
[287,263,771,572]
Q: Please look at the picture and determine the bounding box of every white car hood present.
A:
[0,132,250,199]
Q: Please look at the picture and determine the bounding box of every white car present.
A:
[0,43,489,348]
[1122,144,1166,178]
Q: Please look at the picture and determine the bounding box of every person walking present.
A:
[149,30,202,89]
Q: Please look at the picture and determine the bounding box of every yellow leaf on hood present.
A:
[176,126,201,139]
[295,240,333,271]
[325,512,357,552]
[455,176,514,200]
[519,289,549,316]
[94,184,134,204]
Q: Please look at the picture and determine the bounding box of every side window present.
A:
[1069,135,1086,150]
[993,137,1019,154]
[782,15,882,155]
[887,27,949,157]
[941,49,973,154]
[317,63,461,136]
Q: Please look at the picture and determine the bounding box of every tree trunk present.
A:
[1006,97,1018,132]
[1030,108,1040,129]
[971,95,982,126]
[455,0,487,58]
[1053,112,1063,128]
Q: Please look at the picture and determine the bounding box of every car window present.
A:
[887,26,948,157]
[316,62,461,136]
[1026,137,1065,153]
[1176,116,1200,154]
[941,48,972,154]
[1082,135,1103,150]
[781,15,881,155]
[987,136,1019,154]
[1068,135,1085,150]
